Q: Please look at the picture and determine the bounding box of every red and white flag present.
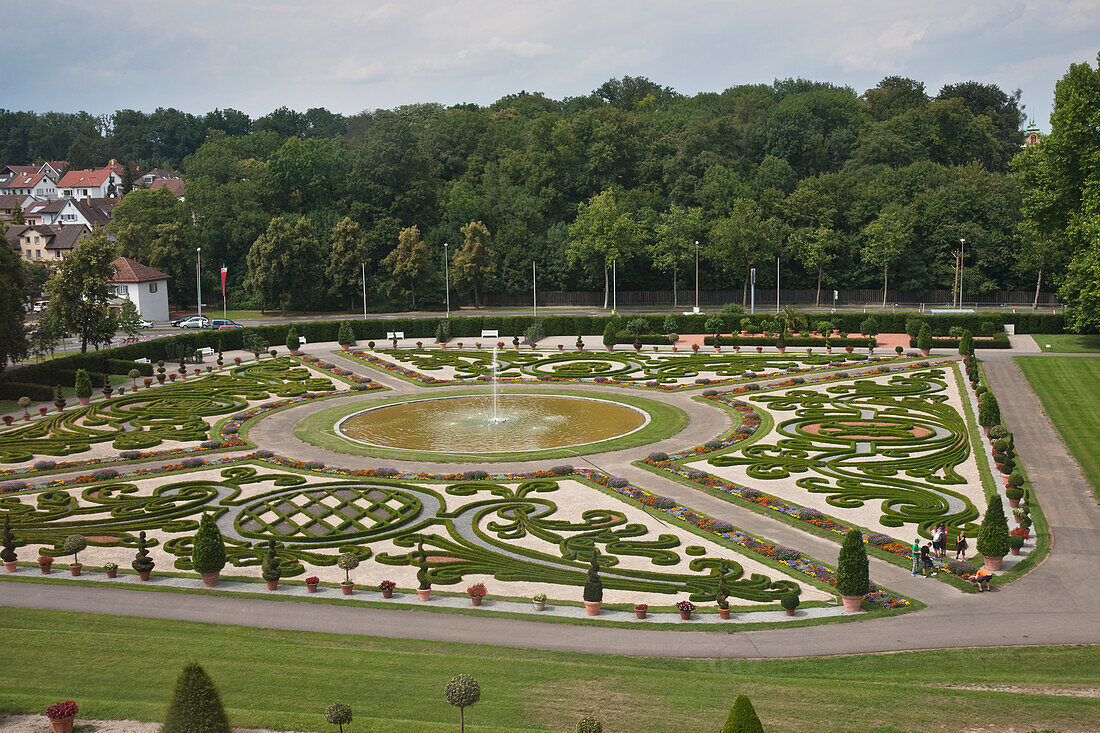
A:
[220,265,227,297]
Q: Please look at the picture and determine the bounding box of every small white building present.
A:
[110,257,170,322]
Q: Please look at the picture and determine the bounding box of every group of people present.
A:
[910,526,993,591]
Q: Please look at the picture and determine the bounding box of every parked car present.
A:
[172,315,210,329]
[138,319,154,329]
[209,319,242,330]
[32,300,49,312]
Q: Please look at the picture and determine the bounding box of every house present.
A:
[39,161,68,182]
[150,177,186,200]
[0,193,33,222]
[0,171,58,200]
[57,162,124,199]
[109,257,170,322]
[5,223,90,263]
[23,196,115,227]
[140,168,179,187]
[23,198,66,225]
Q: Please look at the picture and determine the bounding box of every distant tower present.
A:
[1023,118,1042,147]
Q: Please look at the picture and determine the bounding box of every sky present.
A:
[3,1,1098,130]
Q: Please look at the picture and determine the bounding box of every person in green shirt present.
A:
[911,538,921,576]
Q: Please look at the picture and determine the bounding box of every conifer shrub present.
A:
[1,515,17,563]
[74,369,92,399]
[261,539,281,582]
[583,549,603,603]
[602,320,618,348]
[132,531,155,574]
[835,529,869,596]
[192,514,227,575]
[977,495,1010,559]
[978,393,1001,428]
[161,661,231,733]
[337,321,355,347]
[721,694,764,733]
[917,323,932,352]
[959,329,974,356]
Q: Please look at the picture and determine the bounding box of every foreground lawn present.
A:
[0,608,1097,732]
[1016,356,1100,500]
[1031,334,1100,352]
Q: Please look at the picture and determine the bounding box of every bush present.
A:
[978,393,1001,428]
[772,546,800,562]
[435,319,451,343]
[917,323,932,352]
[191,513,227,575]
[261,539,281,582]
[625,318,649,335]
[780,591,800,611]
[866,532,893,547]
[284,327,299,352]
[132,531,154,573]
[662,314,678,334]
[583,549,603,603]
[324,703,353,733]
[947,559,977,575]
[74,369,92,399]
[337,321,355,347]
[524,320,544,344]
[1,515,18,563]
[444,674,481,730]
[721,303,745,315]
[977,495,1010,558]
[905,318,923,338]
[705,316,724,336]
[161,662,231,733]
[1009,533,1025,550]
[988,425,1009,440]
[740,318,754,334]
[1006,486,1025,501]
[959,329,974,356]
[721,694,764,733]
[860,316,879,337]
[576,716,603,733]
[602,319,618,348]
[1006,471,1025,488]
[835,529,869,596]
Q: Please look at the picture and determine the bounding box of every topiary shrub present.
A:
[324,703,352,733]
[444,674,481,733]
[576,716,603,733]
[337,552,360,585]
[904,318,923,338]
[780,592,800,611]
[1005,486,1025,501]
[978,393,1001,428]
[959,329,974,356]
[1006,471,1025,488]
[1,515,17,563]
[583,549,603,603]
[602,319,618,348]
[721,694,764,733]
[62,534,87,565]
[917,323,932,352]
[285,327,299,352]
[337,321,355,347]
[835,529,869,597]
[132,530,155,574]
[261,539,281,582]
[1008,533,1025,550]
[988,425,1009,440]
[192,514,227,575]
[977,495,1010,559]
[162,662,231,733]
[74,369,92,399]
[860,316,879,337]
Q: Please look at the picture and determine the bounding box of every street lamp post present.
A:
[612,259,617,315]
[959,238,965,308]
[694,240,699,313]
[443,242,450,319]
[776,256,780,314]
[750,267,756,315]
[196,248,202,320]
[532,260,537,317]
[361,262,367,320]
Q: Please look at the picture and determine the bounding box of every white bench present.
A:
[298,336,307,345]
[197,347,215,357]
[135,357,150,364]
[386,331,405,340]
[481,329,499,338]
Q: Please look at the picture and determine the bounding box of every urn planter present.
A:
[841,594,864,612]
[584,601,601,616]
[983,555,1004,571]
[77,397,91,406]
[679,609,693,620]
[200,571,221,587]
[634,608,647,620]
[470,596,483,606]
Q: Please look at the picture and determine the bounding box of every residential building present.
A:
[0,193,33,222]
[150,177,186,199]
[57,162,124,199]
[110,257,170,322]
[0,171,58,200]
[5,223,90,263]
[39,161,68,182]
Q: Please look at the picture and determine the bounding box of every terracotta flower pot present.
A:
[841,594,864,611]
[138,570,152,581]
[69,563,82,577]
[77,397,91,406]
[381,588,393,598]
[776,347,786,355]
[341,582,354,595]
[470,596,483,606]
[785,608,796,616]
[200,571,220,587]
[49,715,75,733]
[39,561,52,574]
[3,561,17,572]
[920,348,931,356]
[1008,499,1020,508]
[584,601,601,616]
[40,406,49,415]
[1010,547,1020,556]
[106,568,117,578]
[845,346,854,353]
[718,608,731,620]
[266,580,279,591]
[679,610,693,620]
[417,588,431,601]
[635,609,647,620]
[982,555,1003,571]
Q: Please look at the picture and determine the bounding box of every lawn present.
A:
[1031,334,1100,352]
[0,608,1096,732]
[1016,356,1100,500]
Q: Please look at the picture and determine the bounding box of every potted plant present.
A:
[102,375,113,398]
[191,514,227,586]
[379,579,396,598]
[715,575,731,619]
[532,592,547,611]
[1008,533,1025,556]
[132,531,155,580]
[917,323,933,356]
[53,385,66,412]
[781,591,800,616]
[38,554,54,574]
[2,415,12,427]
[583,549,603,615]
[63,534,87,576]
[627,602,646,619]
[104,561,118,579]
[39,405,49,416]
[45,701,79,733]
[143,377,153,388]
[977,495,1010,570]
[775,331,786,355]
[1,516,18,571]
[835,529,869,611]
[74,369,92,405]
[18,396,31,420]
[467,582,487,606]
[676,600,696,620]
[261,539,281,590]
[337,552,359,595]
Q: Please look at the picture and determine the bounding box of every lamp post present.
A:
[443,242,450,318]
[532,260,537,317]
[959,238,965,308]
[776,255,780,314]
[694,240,699,313]
[612,259,617,315]
[750,267,756,315]
[196,247,202,320]
[361,262,367,320]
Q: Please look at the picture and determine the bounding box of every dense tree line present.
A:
[5,74,1047,313]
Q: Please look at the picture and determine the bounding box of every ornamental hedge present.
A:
[162,662,231,733]
[192,514,227,575]
[835,529,870,597]
[721,694,764,733]
[976,495,1010,559]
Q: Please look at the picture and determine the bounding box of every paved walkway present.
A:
[3,342,1100,658]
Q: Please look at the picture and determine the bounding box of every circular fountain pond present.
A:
[336,394,649,453]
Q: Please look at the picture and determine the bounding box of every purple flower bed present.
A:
[867,533,893,547]
[797,507,824,521]
[772,546,801,562]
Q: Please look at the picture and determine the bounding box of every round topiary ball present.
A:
[781,591,800,610]
[324,703,352,728]
[444,673,481,709]
[576,716,603,733]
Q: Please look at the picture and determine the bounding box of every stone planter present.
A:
[69,563,82,577]
[49,715,75,733]
[841,594,864,612]
[533,600,546,611]
[266,580,279,591]
[417,588,432,601]
[341,582,354,595]
[982,555,1004,571]
[200,571,221,587]
[584,601,601,616]
[4,561,17,572]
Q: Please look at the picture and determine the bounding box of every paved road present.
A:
[3,343,1099,658]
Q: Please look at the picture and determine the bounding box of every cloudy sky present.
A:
[4,1,1098,128]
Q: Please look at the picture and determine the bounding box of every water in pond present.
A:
[337,394,648,453]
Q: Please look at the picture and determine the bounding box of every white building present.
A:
[110,257,170,322]
[57,163,124,200]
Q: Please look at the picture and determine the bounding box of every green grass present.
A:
[0,609,1096,732]
[1016,356,1100,500]
[1031,334,1100,352]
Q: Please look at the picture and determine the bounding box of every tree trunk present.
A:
[281,293,286,318]
[882,264,888,308]
[411,281,416,310]
[672,262,678,307]
[741,273,748,307]
[815,266,822,307]
[603,264,609,310]
[474,282,480,309]
[1033,266,1042,310]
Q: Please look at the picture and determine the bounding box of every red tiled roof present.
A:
[150,178,185,196]
[57,169,110,188]
[5,172,45,189]
[110,256,170,283]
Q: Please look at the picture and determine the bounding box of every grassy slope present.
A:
[0,608,1097,732]
[1016,356,1100,500]
[1032,334,1100,353]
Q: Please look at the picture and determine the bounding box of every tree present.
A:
[444,674,481,733]
[567,189,640,309]
[651,205,704,307]
[959,329,973,356]
[108,187,193,307]
[721,694,764,733]
[117,300,143,339]
[382,225,432,309]
[707,199,782,306]
[788,225,842,307]
[835,529,870,597]
[9,202,24,225]
[337,320,355,347]
[285,326,299,352]
[324,703,352,733]
[583,548,603,602]
[978,392,1001,428]
[861,202,916,307]
[261,539,281,583]
[162,662,231,733]
[976,494,1010,560]
[43,231,117,353]
[917,323,933,353]
[245,215,323,316]
[326,217,369,309]
[191,513,227,575]
[0,240,28,368]
[452,221,495,308]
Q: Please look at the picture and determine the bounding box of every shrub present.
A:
[721,303,745,315]
[776,331,785,349]
[740,487,762,498]
[959,329,974,356]
[132,531,155,573]
[602,320,618,347]
[646,452,669,462]
[161,662,231,733]
[74,369,92,399]
[192,514,227,575]
[524,320,544,344]
[285,327,299,352]
[324,703,353,733]
[835,529,870,596]
[796,507,823,521]
[980,320,997,336]
[780,591,800,611]
[860,316,879,337]
[978,393,1001,428]
[705,316,724,337]
[625,317,649,335]
[261,539,281,582]
[721,694,764,733]
[709,519,733,532]
[435,319,451,343]
[977,495,1010,558]
[62,534,87,564]
[337,321,355,347]
[817,320,834,334]
[662,314,678,334]
[462,470,489,480]
[917,323,932,352]
[583,549,603,603]
[1006,471,1025,488]
[1,515,17,563]
[607,477,629,487]
[904,318,923,338]
[740,318,754,334]
[1006,486,1025,501]
[576,716,603,733]
[92,468,118,480]
[1008,534,1025,550]
[988,425,1009,440]
[337,552,359,584]
[444,674,481,732]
